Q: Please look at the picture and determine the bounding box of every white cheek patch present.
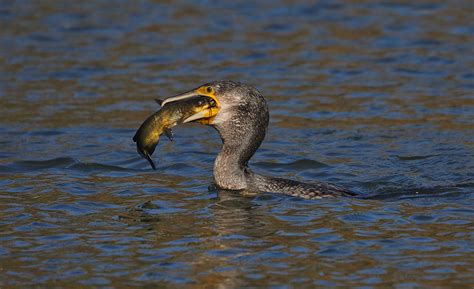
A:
[213,91,240,125]
[213,106,233,125]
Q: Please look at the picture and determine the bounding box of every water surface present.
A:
[1,1,473,288]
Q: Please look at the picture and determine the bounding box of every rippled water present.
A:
[1,1,473,288]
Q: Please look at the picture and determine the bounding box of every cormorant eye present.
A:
[206,86,213,93]
[209,99,216,107]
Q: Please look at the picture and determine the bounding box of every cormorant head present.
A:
[161,81,269,144]
[162,81,269,190]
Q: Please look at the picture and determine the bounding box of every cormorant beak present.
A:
[161,86,220,124]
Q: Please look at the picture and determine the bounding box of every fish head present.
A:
[160,84,221,125]
[180,95,220,124]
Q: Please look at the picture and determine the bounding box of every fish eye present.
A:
[198,99,205,105]
[206,86,213,93]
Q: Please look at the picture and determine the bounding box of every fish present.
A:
[133,96,217,170]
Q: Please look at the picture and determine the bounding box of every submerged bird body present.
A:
[155,81,357,199]
[133,96,217,170]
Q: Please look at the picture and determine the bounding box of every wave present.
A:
[356,184,472,200]
[254,159,328,170]
[0,157,137,174]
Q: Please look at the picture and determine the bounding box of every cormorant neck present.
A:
[214,141,247,190]
[213,120,266,190]
[212,99,269,190]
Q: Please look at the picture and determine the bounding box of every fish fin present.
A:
[164,128,174,141]
[155,99,163,106]
[145,153,156,170]
[132,131,138,142]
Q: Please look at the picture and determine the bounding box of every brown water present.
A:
[1,1,473,288]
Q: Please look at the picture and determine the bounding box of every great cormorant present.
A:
[161,80,356,199]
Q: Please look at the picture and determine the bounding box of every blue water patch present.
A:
[1,0,473,288]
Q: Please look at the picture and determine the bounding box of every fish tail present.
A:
[145,153,156,170]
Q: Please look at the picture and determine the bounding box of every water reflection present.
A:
[212,189,277,238]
